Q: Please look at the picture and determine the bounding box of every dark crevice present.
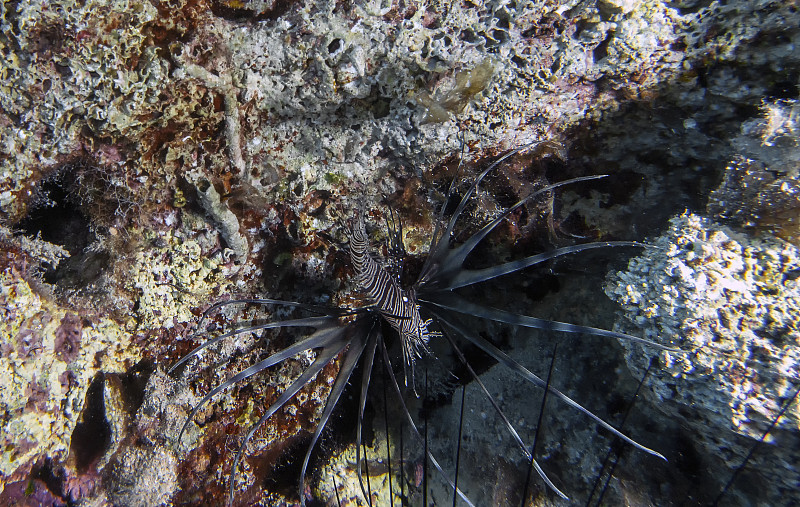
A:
[17,178,92,256]
[15,166,111,289]
[118,360,155,416]
[593,32,613,62]
[260,437,309,499]
[69,374,112,474]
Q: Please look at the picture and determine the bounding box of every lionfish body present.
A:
[348,211,431,368]
[172,143,676,506]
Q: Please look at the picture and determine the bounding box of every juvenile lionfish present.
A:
[170,143,675,505]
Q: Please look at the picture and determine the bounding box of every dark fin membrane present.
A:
[171,297,378,507]
[176,315,348,446]
[406,146,681,499]
[168,298,351,375]
[429,310,665,460]
[439,320,568,499]
[420,142,543,278]
[420,174,610,291]
[295,316,380,507]
[355,329,379,507]
[422,290,678,351]
[229,331,351,504]
[172,145,679,506]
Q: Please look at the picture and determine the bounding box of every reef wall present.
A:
[1,0,798,504]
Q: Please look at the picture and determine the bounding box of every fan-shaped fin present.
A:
[427,175,609,287]
[429,309,666,461]
[422,291,679,351]
[299,317,381,506]
[177,319,346,444]
[169,315,341,374]
[228,332,352,505]
[438,323,568,499]
[420,143,542,283]
[355,329,380,507]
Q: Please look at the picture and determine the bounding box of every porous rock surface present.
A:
[1,0,799,504]
[606,212,800,504]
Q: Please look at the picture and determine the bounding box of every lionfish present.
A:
[169,143,675,505]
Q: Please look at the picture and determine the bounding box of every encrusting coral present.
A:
[606,212,800,503]
[0,261,138,496]
[1,0,800,504]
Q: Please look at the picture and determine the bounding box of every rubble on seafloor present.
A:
[606,212,800,505]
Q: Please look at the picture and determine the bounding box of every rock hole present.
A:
[18,175,91,256]
[327,38,342,54]
[511,54,527,68]
[766,80,799,100]
[593,31,613,62]
[16,169,110,288]
[119,360,155,415]
[69,373,112,474]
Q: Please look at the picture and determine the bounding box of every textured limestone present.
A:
[706,98,800,245]
[194,179,250,262]
[1,0,799,504]
[0,0,694,228]
[127,230,229,331]
[0,263,137,494]
[606,212,800,502]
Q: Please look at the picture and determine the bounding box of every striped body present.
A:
[349,213,431,364]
